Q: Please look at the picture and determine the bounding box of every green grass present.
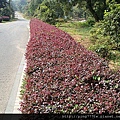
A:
[20,75,27,97]
[56,21,92,42]
[57,21,92,40]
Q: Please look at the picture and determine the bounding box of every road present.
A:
[0,12,29,113]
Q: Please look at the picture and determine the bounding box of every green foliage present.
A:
[13,0,120,24]
[29,0,37,15]
[34,0,64,24]
[0,0,7,8]
[23,0,109,23]
[66,20,94,29]
[90,1,120,58]
[93,76,101,81]
[35,3,51,22]
[103,1,120,49]
[72,4,84,18]
[0,0,14,19]
[2,7,11,16]
[20,75,27,96]
[86,17,95,26]
[90,22,111,58]
[90,22,103,41]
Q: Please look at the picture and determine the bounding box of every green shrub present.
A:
[77,21,89,28]
[103,1,120,49]
[90,0,120,59]
[89,22,111,58]
[90,22,104,44]
[89,1,120,58]
[34,4,56,24]
[69,21,90,29]
[86,17,95,26]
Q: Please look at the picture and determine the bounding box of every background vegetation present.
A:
[11,0,120,70]
[0,0,15,20]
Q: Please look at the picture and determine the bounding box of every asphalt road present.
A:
[0,12,29,113]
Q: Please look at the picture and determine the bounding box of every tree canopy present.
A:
[0,0,14,19]
[0,0,8,8]
[23,0,119,22]
[10,0,119,24]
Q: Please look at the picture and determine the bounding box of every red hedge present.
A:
[20,19,120,114]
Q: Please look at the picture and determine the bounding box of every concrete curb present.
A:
[5,23,30,114]
[5,55,26,113]
[12,24,30,113]
[13,56,26,114]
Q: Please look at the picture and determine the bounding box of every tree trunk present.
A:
[86,0,100,22]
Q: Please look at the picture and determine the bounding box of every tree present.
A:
[90,0,120,58]
[85,0,107,21]
[19,0,120,22]
[56,0,119,22]
[0,0,14,19]
[26,0,43,15]
[57,0,73,19]
[34,0,63,24]
[0,0,7,8]
[103,1,120,49]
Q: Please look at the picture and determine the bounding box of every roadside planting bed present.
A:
[20,18,120,114]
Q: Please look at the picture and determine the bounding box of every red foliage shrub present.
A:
[20,19,120,114]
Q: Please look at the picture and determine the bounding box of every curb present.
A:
[5,23,30,114]
[5,55,26,113]
[13,56,26,114]
[13,24,30,113]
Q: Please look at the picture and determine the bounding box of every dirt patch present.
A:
[109,61,120,71]
[79,38,92,49]
[72,35,82,42]
[71,35,92,49]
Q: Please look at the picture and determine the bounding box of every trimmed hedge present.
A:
[20,19,120,114]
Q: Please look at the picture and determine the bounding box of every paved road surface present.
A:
[0,12,29,113]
